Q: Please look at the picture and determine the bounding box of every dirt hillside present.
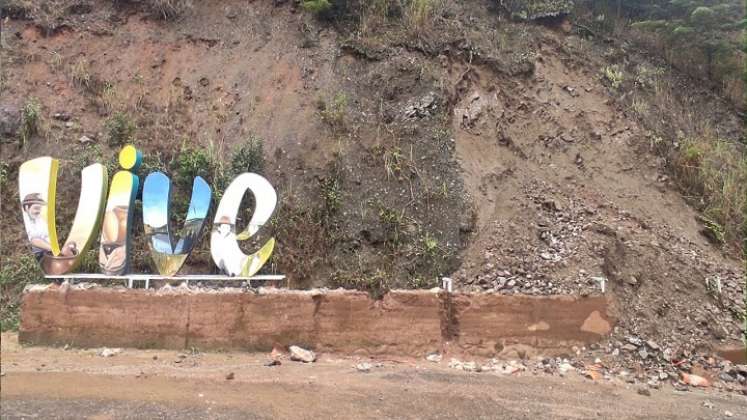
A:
[0,0,744,388]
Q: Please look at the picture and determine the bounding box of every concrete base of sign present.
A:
[19,284,614,357]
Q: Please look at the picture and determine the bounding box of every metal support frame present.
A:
[45,274,287,289]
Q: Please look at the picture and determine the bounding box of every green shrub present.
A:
[634,64,664,89]
[319,92,348,132]
[302,0,332,14]
[419,232,439,259]
[407,276,438,289]
[139,152,168,176]
[320,176,342,215]
[176,145,211,183]
[105,112,136,146]
[231,135,265,175]
[379,206,403,229]
[405,0,438,30]
[77,248,100,273]
[603,65,624,90]
[19,98,41,146]
[330,269,390,299]
[621,0,744,107]
[690,6,716,27]
[379,206,405,245]
[0,254,43,332]
[0,161,9,188]
[0,255,41,287]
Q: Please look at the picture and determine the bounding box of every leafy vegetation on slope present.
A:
[577,0,744,108]
[0,255,43,331]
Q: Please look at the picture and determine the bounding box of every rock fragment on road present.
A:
[289,346,316,363]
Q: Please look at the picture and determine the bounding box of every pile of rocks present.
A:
[456,183,610,296]
[441,353,747,394]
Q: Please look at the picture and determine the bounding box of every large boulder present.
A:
[500,0,575,20]
[0,103,21,138]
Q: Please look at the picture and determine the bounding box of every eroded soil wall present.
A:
[19,286,613,357]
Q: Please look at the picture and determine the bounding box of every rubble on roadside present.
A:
[439,351,747,395]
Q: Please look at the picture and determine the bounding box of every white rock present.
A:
[355,362,372,372]
[98,348,122,357]
[426,353,442,363]
[461,361,480,372]
[289,345,316,363]
[448,358,463,369]
[558,362,574,376]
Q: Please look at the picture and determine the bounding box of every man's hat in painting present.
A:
[22,193,46,208]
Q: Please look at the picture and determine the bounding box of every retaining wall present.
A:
[19,285,614,357]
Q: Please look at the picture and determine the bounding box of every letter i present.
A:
[99,145,141,276]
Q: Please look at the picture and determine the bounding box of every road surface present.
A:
[1,333,745,419]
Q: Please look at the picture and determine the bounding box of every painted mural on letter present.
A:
[143,171,211,276]
[98,146,141,275]
[19,157,108,275]
[210,173,277,277]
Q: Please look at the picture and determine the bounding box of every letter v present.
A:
[18,157,108,275]
[142,172,212,276]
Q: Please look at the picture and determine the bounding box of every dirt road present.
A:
[1,333,745,419]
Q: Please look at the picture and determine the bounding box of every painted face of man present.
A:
[217,223,231,236]
[28,203,43,219]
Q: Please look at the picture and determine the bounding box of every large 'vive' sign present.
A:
[18,145,276,277]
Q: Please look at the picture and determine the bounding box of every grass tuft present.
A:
[672,137,747,247]
[145,0,193,19]
[603,65,624,90]
[104,112,136,147]
[19,98,41,147]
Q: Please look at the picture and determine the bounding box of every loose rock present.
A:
[78,135,94,144]
[681,372,710,387]
[289,345,316,363]
[98,348,122,357]
[426,353,442,363]
[404,92,438,119]
[356,362,372,373]
[0,104,20,136]
[558,362,574,376]
[448,358,481,372]
[53,112,71,121]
